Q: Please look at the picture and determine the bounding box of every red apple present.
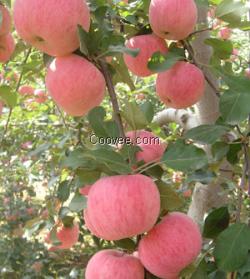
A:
[0,5,11,36]
[149,0,197,40]
[126,130,166,164]
[138,212,202,279]
[156,61,205,109]
[123,34,168,77]
[13,0,90,56]
[85,249,145,279]
[0,33,15,63]
[46,54,105,116]
[219,27,231,40]
[19,85,34,96]
[47,223,79,250]
[84,174,160,240]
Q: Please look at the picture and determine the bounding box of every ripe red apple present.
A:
[13,0,90,56]
[219,27,231,40]
[0,33,15,63]
[18,85,34,96]
[46,54,105,116]
[0,5,11,36]
[47,223,79,250]
[123,34,168,77]
[149,0,197,40]
[156,61,205,109]
[126,130,166,164]
[84,174,160,240]
[245,68,250,79]
[34,89,48,103]
[138,212,202,279]
[85,249,145,279]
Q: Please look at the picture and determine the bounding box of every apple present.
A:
[31,261,43,273]
[0,5,11,36]
[156,61,205,109]
[123,34,168,77]
[138,212,202,279]
[46,54,105,116]
[18,85,34,96]
[84,174,160,240]
[219,27,231,40]
[47,223,79,250]
[149,0,197,40]
[85,249,145,279]
[13,0,90,56]
[126,130,166,164]
[34,89,48,103]
[0,33,15,63]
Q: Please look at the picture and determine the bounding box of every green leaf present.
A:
[114,239,137,251]
[69,193,87,212]
[157,181,184,211]
[215,0,248,25]
[203,207,230,239]
[77,25,90,56]
[185,125,230,144]
[148,48,184,73]
[121,100,149,130]
[214,223,250,272]
[212,142,230,161]
[0,85,18,108]
[220,90,250,124]
[57,181,71,202]
[162,140,208,171]
[88,106,119,139]
[205,38,233,60]
[190,259,208,279]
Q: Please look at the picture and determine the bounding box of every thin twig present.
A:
[190,27,213,37]
[98,59,125,138]
[1,47,32,141]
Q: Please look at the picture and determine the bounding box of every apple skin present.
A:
[0,33,15,63]
[149,0,197,40]
[46,54,105,116]
[138,212,202,279]
[126,130,166,164]
[85,249,145,279]
[219,28,231,40]
[123,34,168,77]
[0,5,11,36]
[13,0,90,56]
[18,85,34,96]
[156,61,205,109]
[47,223,79,251]
[84,174,160,241]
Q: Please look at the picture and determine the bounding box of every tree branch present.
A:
[98,59,126,138]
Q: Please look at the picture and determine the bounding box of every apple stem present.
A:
[99,59,126,138]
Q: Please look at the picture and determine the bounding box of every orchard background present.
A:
[0,0,250,278]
